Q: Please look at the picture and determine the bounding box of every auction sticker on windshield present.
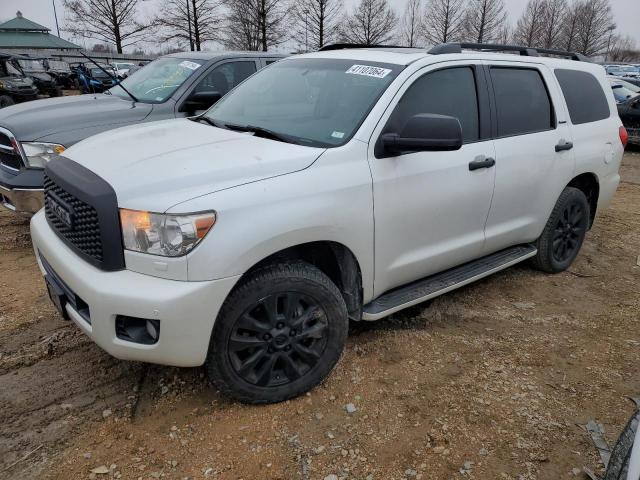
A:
[346,65,392,79]
[179,61,201,71]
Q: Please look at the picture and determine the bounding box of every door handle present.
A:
[468,157,496,171]
[555,140,574,152]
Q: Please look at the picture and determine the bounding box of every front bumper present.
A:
[31,211,241,367]
[0,167,44,214]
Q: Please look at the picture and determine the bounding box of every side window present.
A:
[555,69,610,125]
[194,61,257,96]
[385,67,480,144]
[490,67,555,137]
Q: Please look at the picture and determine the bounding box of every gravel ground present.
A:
[0,149,639,480]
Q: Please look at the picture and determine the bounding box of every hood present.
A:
[0,76,34,88]
[0,94,153,142]
[27,72,53,82]
[64,118,326,212]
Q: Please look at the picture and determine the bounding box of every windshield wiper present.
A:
[224,124,292,143]
[192,116,219,127]
[78,51,138,103]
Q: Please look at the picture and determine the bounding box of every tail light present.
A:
[620,126,629,148]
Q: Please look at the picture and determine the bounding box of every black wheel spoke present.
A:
[229,333,266,352]
[236,313,270,335]
[283,293,302,322]
[255,353,279,386]
[236,347,268,375]
[281,353,304,381]
[297,320,328,340]
[290,305,322,330]
[293,343,322,364]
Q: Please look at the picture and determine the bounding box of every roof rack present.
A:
[319,43,417,51]
[428,43,591,62]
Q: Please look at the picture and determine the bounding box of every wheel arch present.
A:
[567,172,600,228]
[240,241,364,322]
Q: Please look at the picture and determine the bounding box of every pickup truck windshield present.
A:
[109,57,204,104]
[48,60,70,72]
[205,58,402,147]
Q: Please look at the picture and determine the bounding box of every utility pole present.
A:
[52,0,61,37]
[186,0,194,51]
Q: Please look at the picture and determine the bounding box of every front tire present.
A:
[206,262,348,404]
[532,187,590,273]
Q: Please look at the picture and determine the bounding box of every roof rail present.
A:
[428,43,591,62]
[319,43,416,51]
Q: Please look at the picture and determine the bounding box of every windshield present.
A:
[91,67,113,78]
[611,84,639,103]
[116,63,135,69]
[17,59,45,72]
[0,60,22,77]
[49,60,70,72]
[108,57,204,103]
[205,58,402,147]
[613,78,640,93]
[620,66,638,73]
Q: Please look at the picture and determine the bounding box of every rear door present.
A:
[482,62,576,253]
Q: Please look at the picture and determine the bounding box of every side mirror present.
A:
[181,90,222,113]
[381,114,463,155]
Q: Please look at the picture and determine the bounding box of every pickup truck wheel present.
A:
[206,262,348,404]
[532,187,590,273]
[0,95,15,108]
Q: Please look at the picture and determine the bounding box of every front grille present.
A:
[0,130,23,171]
[44,174,104,263]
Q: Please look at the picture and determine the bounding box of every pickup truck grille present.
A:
[44,174,104,263]
[0,128,24,171]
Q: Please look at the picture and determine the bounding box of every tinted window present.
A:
[385,67,479,143]
[195,61,257,96]
[490,67,554,137]
[555,69,610,124]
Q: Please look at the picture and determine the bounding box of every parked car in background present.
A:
[44,59,78,90]
[113,61,136,78]
[609,78,640,104]
[610,75,640,89]
[75,64,117,93]
[0,51,285,214]
[12,55,60,97]
[29,44,624,404]
[0,53,38,107]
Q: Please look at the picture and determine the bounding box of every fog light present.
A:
[115,316,160,345]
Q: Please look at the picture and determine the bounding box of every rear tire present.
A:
[0,95,15,108]
[531,187,590,273]
[206,262,348,404]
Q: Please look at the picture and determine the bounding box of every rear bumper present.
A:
[31,211,240,367]
[0,167,44,214]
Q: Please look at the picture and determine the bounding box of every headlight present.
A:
[120,209,216,257]
[21,142,66,168]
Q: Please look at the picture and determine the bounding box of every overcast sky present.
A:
[1,0,639,52]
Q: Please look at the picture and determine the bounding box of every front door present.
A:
[368,63,496,297]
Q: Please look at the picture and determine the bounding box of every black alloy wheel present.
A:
[229,292,328,387]
[552,199,588,263]
[532,186,590,273]
[206,262,348,404]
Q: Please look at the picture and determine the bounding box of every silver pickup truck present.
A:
[0,51,284,215]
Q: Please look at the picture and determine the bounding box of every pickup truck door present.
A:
[368,62,496,297]
[482,63,576,254]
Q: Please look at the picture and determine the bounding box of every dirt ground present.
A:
[1,150,639,480]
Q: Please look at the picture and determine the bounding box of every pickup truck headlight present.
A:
[21,142,66,168]
[120,209,216,257]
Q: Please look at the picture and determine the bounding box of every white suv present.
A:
[31,44,626,404]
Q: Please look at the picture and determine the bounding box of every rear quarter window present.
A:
[554,69,610,125]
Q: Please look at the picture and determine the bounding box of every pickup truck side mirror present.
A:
[381,114,463,156]
[180,90,222,113]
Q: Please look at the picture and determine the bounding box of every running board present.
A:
[362,245,537,321]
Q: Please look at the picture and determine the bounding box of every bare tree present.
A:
[292,0,343,51]
[399,0,423,47]
[608,34,639,62]
[156,0,222,51]
[422,0,466,46]
[560,0,581,51]
[339,0,398,46]
[513,0,546,47]
[63,0,151,53]
[463,0,507,44]
[573,0,615,56]
[222,0,288,51]
[539,0,567,49]
[495,22,511,44]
